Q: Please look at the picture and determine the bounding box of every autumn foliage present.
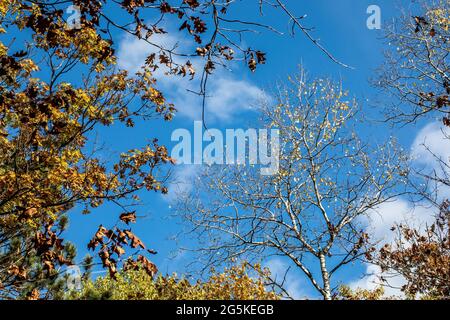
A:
[68,263,279,300]
[0,0,174,298]
[371,201,450,299]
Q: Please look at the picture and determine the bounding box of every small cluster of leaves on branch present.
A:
[87,210,160,279]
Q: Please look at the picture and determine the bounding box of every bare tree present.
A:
[176,73,408,300]
[376,0,449,125]
[374,0,450,216]
[370,1,450,299]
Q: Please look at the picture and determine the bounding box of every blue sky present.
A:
[58,0,447,298]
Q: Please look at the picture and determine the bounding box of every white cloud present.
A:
[265,258,308,299]
[163,164,200,204]
[117,32,268,123]
[353,198,435,297]
[349,264,405,297]
[170,75,267,123]
[117,32,188,74]
[411,122,450,201]
[365,198,433,243]
[411,121,450,169]
[117,35,151,73]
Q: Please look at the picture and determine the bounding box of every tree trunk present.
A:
[319,252,331,300]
